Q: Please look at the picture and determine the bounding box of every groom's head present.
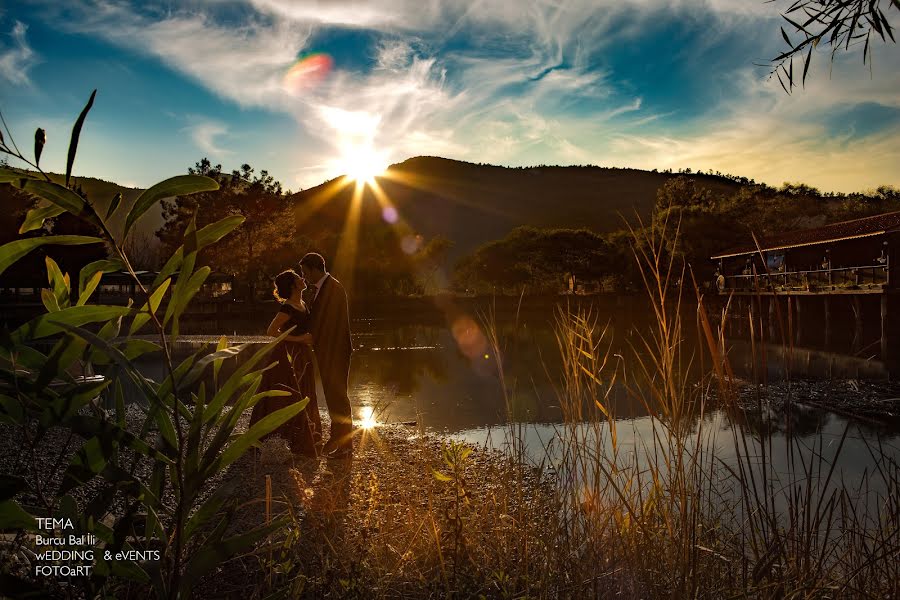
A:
[299,252,327,282]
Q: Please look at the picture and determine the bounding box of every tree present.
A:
[453,227,612,294]
[771,0,898,92]
[157,159,296,300]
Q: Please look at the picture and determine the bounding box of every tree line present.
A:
[452,177,900,295]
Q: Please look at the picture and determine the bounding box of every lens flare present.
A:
[451,315,488,360]
[283,53,333,94]
[358,405,379,429]
[381,205,398,224]
[401,234,423,255]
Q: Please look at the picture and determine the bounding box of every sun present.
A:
[340,145,388,185]
[358,405,379,429]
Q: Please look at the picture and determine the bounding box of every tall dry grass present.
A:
[263,215,900,598]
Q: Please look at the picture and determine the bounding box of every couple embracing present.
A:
[249,253,353,459]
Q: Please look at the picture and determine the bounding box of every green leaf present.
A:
[164,266,210,331]
[14,179,87,216]
[19,203,64,234]
[106,191,122,220]
[207,399,307,475]
[213,335,228,386]
[0,167,35,183]
[124,175,219,237]
[0,235,103,277]
[432,469,452,482]
[0,394,25,424]
[45,256,70,308]
[40,288,60,313]
[77,270,103,306]
[66,89,96,188]
[179,519,286,596]
[78,258,123,299]
[203,330,290,424]
[0,475,28,502]
[181,341,252,390]
[152,216,243,288]
[35,334,89,389]
[34,128,45,167]
[129,278,171,335]
[0,499,37,531]
[184,465,238,540]
[12,305,132,343]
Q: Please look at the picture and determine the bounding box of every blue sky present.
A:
[1,0,898,192]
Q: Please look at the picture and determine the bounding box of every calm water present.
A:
[130,312,900,492]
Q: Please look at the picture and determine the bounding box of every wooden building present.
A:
[710,210,900,360]
[711,211,900,295]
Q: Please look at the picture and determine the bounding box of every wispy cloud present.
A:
[184,119,233,157]
[16,0,900,190]
[0,20,38,85]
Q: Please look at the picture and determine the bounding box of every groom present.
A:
[299,252,354,458]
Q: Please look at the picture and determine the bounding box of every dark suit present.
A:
[307,274,353,448]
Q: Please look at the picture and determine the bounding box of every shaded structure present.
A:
[711,211,900,362]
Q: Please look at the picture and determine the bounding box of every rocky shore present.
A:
[735,378,900,423]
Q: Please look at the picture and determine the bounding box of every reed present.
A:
[263,212,900,598]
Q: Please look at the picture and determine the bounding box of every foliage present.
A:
[156,159,296,300]
[770,0,898,92]
[454,177,900,295]
[0,93,307,598]
[453,226,618,294]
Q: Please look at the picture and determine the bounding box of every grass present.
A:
[206,216,900,598]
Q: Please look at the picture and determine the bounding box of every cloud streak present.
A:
[16,0,900,191]
[0,20,38,85]
[184,119,233,157]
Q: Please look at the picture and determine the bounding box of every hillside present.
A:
[289,157,743,260]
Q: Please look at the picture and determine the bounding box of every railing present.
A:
[718,264,889,293]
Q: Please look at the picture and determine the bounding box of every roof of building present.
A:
[710,211,900,259]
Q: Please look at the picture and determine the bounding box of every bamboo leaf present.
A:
[208,399,307,474]
[78,258,123,299]
[0,500,37,531]
[33,128,45,167]
[12,305,132,343]
[0,235,103,276]
[802,46,812,86]
[77,270,104,306]
[124,175,218,237]
[66,90,96,188]
[106,192,122,220]
[179,519,286,595]
[0,475,28,502]
[129,278,171,335]
[18,203,63,234]
[152,216,243,288]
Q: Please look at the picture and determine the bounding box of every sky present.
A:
[1,0,898,193]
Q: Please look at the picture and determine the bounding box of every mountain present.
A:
[40,173,167,240]
[289,156,743,260]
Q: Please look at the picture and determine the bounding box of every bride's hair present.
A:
[273,269,301,302]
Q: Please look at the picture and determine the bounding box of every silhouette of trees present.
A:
[156,158,296,300]
[454,226,615,294]
[770,0,898,92]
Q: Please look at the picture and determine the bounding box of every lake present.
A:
[130,306,900,496]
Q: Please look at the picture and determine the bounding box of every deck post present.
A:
[795,296,802,344]
[768,295,776,339]
[852,295,863,352]
[881,294,889,361]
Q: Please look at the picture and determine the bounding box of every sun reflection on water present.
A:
[358,405,379,429]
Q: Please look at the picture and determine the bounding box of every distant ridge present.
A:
[289,156,743,259]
